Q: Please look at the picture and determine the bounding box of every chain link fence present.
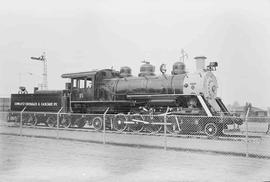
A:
[1,110,270,158]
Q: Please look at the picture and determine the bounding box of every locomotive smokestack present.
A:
[194,56,206,72]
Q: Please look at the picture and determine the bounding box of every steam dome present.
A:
[120,66,132,77]
[138,62,155,77]
[171,62,186,75]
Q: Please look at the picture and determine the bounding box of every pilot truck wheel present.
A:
[204,122,219,136]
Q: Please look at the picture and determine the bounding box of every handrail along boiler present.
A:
[8,56,242,136]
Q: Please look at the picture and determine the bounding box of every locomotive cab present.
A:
[70,77,94,101]
[61,69,117,102]
[61,69,123,113]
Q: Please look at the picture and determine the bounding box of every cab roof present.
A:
[61,69,119,79]
[61,70,98,79]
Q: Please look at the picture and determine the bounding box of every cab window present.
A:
[72,79,77,88]
[86,79,92,88]
[79,79,85,89]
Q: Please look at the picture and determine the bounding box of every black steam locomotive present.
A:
[8,56,242,136]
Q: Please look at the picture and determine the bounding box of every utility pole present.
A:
[30,52,48,90]
[180,49,188,63]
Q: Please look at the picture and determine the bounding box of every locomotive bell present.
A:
[160,64,167,74]
[171,62,186,75]
[138,61,155,77]
[120,66,132,77]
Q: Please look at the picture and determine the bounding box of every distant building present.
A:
[0,98,10,111]
[232,106,268,117]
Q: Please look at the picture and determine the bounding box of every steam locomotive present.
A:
[8,56,242,136]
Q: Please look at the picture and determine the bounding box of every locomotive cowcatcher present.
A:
[8,56,243,136]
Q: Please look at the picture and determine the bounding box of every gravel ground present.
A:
[0,135,270,182]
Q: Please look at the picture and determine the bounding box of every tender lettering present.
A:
[14,102,58,107]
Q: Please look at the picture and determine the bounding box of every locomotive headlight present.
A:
[210,62,218,67]
[207,62,218,71]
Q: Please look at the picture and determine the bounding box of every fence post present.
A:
[103,107,110,144]
[266,121,270,135]
[56,107,63,140]
[20,106,27,136]
[245,103,251,158]
[164,107,170,150]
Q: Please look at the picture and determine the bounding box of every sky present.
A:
[0,0,270,109]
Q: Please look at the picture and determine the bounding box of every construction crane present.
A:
[30,52,48,90]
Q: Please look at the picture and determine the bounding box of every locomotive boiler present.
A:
[8,56,242,136]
